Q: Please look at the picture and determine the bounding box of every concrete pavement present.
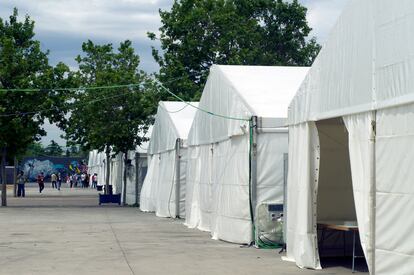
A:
[0,185,367,274]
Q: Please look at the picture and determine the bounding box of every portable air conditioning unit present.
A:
[255,203,284,248]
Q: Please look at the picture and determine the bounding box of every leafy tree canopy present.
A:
[0,8,74,160]
[64,40,158,156]
[149,0,320,100]
[25,140,66,157]
[24,141,47,157]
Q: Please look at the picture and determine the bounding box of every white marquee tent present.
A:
[88,150,105,185]
[286,1,414,274]
[140,101,198,218]
[87,127,152,205]
[185,65,309,244]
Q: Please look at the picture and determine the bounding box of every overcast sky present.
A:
[0,0,349,146]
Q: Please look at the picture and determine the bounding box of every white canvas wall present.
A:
[140,101,197,218]
[110,153,123,194]
[343,113,374,268]
[186,131,289,244]
[124,152,148,205]
[184,145,204,229]
[375,104,414,274]
[256,132,288,204]
[186,138,250,241]
[289,1,414,126]
[210,136,251,243]
[140,149,187,218]
[186,65,306,244]
[286,1,414,273]
[140,155,158,212]
[285,122,321,269]
[288,0,375,125]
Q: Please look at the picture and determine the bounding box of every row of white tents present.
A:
[141,65,309,245]
[89,0,414,273]
[87,129,151,205]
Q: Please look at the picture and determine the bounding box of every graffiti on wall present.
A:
[20,157,85,181]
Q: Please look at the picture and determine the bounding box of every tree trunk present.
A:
[1,147,7,207]
[122,152,128,206]
[105,147,111,195]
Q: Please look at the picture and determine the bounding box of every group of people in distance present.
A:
[14,171,99,197]
[67,173,98,188]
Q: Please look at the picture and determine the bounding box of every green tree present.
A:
[24,141,47,156]
[65,40,158,196]
[64,145,87,158]
[149,0,320,100]
[45,140,63,156]
[0,9,72,205]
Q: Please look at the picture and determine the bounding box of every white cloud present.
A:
[1,0,350,71]
[1,0,170,40]
[299,0,350,43]
[0,0,350,145]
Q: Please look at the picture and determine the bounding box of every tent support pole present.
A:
[135,152,140,206]
[283,153,288,245]
[122,153,128,206]
[251,116,258,219]
[370,111,377,274]
[105,147,111,195]
[175,139,181,218]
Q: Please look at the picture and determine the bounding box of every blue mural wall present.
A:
[20,156,85,181]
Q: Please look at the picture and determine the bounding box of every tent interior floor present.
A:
[321,256,368,272]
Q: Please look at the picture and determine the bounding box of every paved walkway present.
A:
[0,185,367,274]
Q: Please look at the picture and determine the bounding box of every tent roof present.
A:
[288,0,414,125]
[217,65,309,118]
[188,65,308,145]
[159,101,198,138]
[148,101,198,154]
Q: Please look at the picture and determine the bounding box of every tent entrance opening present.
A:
[315,118,366,269]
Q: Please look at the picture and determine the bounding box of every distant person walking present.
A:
[51,173,57,189]
[73,174,79,187]
[37,172,45,193]
[91,173,98,189]
[16,171,27,197]
[70,174,74,188]
[57,172,62,191]
[86,174,90,188]
[81,173,86,188]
